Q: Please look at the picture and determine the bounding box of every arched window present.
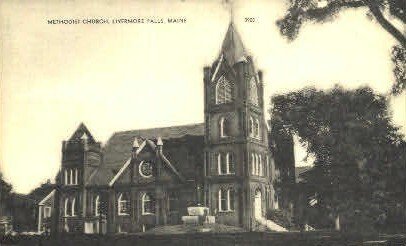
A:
[254,119,260,138]
[64,170,68,185]
[251,153,255,175]
[216,76,233,104]
[218,153,234,175]
[64,198,70,216]
[117,193,129,216]
[75,169,78,185]
[71,197,76,216]
[218,188,235,212]
[219,117,230,138]
[94,195,100,216]
[70,169,73,185]
[249,117,254,137]
[259,155,263,176]
[249,77,259,106]
[142,193,155,215]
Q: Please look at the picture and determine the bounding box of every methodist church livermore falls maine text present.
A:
[37,22,295,234]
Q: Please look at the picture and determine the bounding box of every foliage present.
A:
[0,171,13,215]
[266,209,297,230]
[270,85,406,232]
[277,0,406,95]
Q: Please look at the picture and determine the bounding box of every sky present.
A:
[1,0,405,194]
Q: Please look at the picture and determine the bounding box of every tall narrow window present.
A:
[71,198,76,216]
[249,77,259,106]
[64,198,70,216]
[219,117,230,138]
[217,153,222,174]
[118,193,129,216]
[142,193,155,215]
[218,188,234,211]
[94,195,100,216]
[254,119,260,138]
[256,154,260,175]
[216,76,233,104]
[251,153,255,175]
[218,189,227,212]
[259,155,263,176]
[228,189,235,211]
[226,153,234,174]
[70,169,73,185]
[249,117,254,137]
[64,170,68,185]
[75,169,78,185]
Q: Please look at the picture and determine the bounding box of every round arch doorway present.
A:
[254,189,262,219]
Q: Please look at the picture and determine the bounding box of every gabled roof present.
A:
[103,123,204,168]
[107,138,186,187]
[220,23,247,67]
[39,189,55,206]
[69,123,96,143]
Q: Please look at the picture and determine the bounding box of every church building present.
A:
[40,22,294,234]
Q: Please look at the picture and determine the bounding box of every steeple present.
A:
[220,23,247,67]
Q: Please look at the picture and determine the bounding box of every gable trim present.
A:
[211,54,223,82]
[39,189,56,206]
[108,158,132,187]
[158,149,185,182]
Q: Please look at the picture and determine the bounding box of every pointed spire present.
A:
[156,137,163,146]
[132,137,140,148]
[220,23,247,67]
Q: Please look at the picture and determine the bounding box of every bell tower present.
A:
[203,23,274,230]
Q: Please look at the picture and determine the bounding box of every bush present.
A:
[265,209,297,230]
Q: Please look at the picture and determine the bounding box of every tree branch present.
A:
[365,0,406,47]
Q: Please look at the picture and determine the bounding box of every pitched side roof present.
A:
[220,23,247,67]
[103,123,204,168]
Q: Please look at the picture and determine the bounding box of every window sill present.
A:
[117,213,130,216]
[218,173,235,176]
[218,210,234,213]
[141,212,155,216]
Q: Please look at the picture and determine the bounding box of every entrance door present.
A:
[254,189,262,219]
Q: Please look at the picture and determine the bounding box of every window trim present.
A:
[218,152,234,175]
[249,77,259,106]
[44,206,51,218]
[71,198,76,217]
[64,198,69,216]
[219,117,228,138]
[94,195,100,216]
[218,188,235,212]
[117,193,130,216]
[141,193,155,215]
[139,161,153,178]
[215,76,233,104]
[226,152,234,174]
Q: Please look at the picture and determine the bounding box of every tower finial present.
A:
[223,0,235,24]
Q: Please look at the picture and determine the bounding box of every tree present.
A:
[270,85,406,232]
[0,171,13,216]
[277,0,405,95]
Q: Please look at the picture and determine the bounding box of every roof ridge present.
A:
[113,122,204,135]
